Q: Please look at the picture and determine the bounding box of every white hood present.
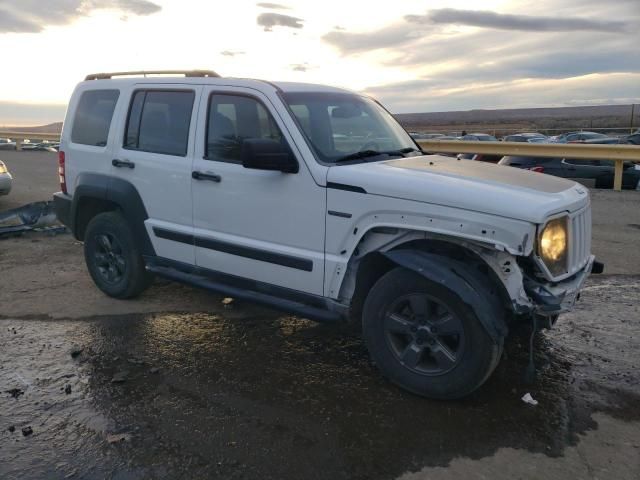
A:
[327,155,589,224]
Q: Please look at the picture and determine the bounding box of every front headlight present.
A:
[538,216,568,276]
[0,162,6,174]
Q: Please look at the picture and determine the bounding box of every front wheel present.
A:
[362,267,503,399]
[84,211,153,299]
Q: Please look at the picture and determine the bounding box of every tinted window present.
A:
[206,94,284,162]
[124,90,194,156]
[71,89,119,146]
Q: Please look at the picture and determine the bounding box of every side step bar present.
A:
[146,263,344,323]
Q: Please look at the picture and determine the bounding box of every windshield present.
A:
[281,92,418,163]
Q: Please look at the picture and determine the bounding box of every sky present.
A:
[0,0,638,125]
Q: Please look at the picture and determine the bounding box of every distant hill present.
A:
[5,122,63,134]
[1,104,636,137]
[395,104,637,135]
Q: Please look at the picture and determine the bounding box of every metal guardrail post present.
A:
[614,160,624,191]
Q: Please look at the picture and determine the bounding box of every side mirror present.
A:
[241,138,298,173]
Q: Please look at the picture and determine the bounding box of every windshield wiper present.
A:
[334,147,420,163]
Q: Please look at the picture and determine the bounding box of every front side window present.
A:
[71,89,119,146]
[282,92,418,164]
[124,90,194,156]
[205,94,284,162]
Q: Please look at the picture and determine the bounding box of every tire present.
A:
[84,211,153,299]
[362,267,503,399]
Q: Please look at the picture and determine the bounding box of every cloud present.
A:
[220,50,245,57]
[405,8,628,33]
[290,63,315,72]
[257,12,303,31]
[365,73,640,113]
[0,0,161,33]
[322,23,422,54]
[256,2,290,9]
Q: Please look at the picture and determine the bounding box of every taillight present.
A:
[58,151,67,194]
[529,166,545,173]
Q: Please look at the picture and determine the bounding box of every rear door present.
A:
[111,84,201,264]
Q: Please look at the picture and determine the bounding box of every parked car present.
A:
[0,160,12,195]
[498,156,640,189]
[461,133,498,141]
[502,133,546,143]
[409,133,447,140]
[620,133,640,145]
[54,70,600,399]
[550,131,608,143]
[470,154,503,163]
[0,138,16,150]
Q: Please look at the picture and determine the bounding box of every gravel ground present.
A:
[0,150,639,479]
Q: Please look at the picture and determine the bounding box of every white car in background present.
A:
[0,138,16,151]
[0,160,12,195]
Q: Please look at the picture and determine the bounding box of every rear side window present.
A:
[124,90,195,156]
[71,89,119,146]
[205,94,284,163]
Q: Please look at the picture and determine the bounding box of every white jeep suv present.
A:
[53,70,601,399]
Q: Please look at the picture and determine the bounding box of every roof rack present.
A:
[84,70,220,81]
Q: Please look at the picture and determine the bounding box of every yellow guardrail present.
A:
[417,140,640,191]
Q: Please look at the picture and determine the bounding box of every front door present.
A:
[191,87,326,295]
[111,84,201,264]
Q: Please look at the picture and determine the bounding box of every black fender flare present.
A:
[70,173,155,256]
[382,249,508,342]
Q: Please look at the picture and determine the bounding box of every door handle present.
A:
[192,171,221,182]
[112,159,135,169]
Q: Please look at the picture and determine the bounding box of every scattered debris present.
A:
[69,346,83,358]
[149,367,160,374]
[111,371,129,383]
[22,426,33,436]
[127,357,144,365]
[8,425,15,433]
[6,388,24,399]
[0,201,62,237]
[106,433,131,444]
[521,392,539,406]
[64,384,72,395]
[222,297,234,307]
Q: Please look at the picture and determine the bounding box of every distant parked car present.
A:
[0,160,12,195]
[461,133,498,141]
[550,131,608,143]
[580,137,621,145]
[620,133,640,145]
[470,154,503,163]
[409,132,447,140]
[498,155,640,189]
[0,138,16,150]
[502,133,547,142]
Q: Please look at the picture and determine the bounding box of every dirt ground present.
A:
[1,151,639,479]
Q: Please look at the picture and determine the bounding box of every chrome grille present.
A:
[569,206,591,274]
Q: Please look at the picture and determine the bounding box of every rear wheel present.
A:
[84,212,152,299]
[362,267,503,399]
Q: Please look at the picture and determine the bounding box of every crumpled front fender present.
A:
[382,250,508,342]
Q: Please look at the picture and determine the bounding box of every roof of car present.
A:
[80,72,354,95]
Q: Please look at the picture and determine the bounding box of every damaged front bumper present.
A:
[523,255,601,316]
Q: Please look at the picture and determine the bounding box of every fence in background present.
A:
[0,131,61,150]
